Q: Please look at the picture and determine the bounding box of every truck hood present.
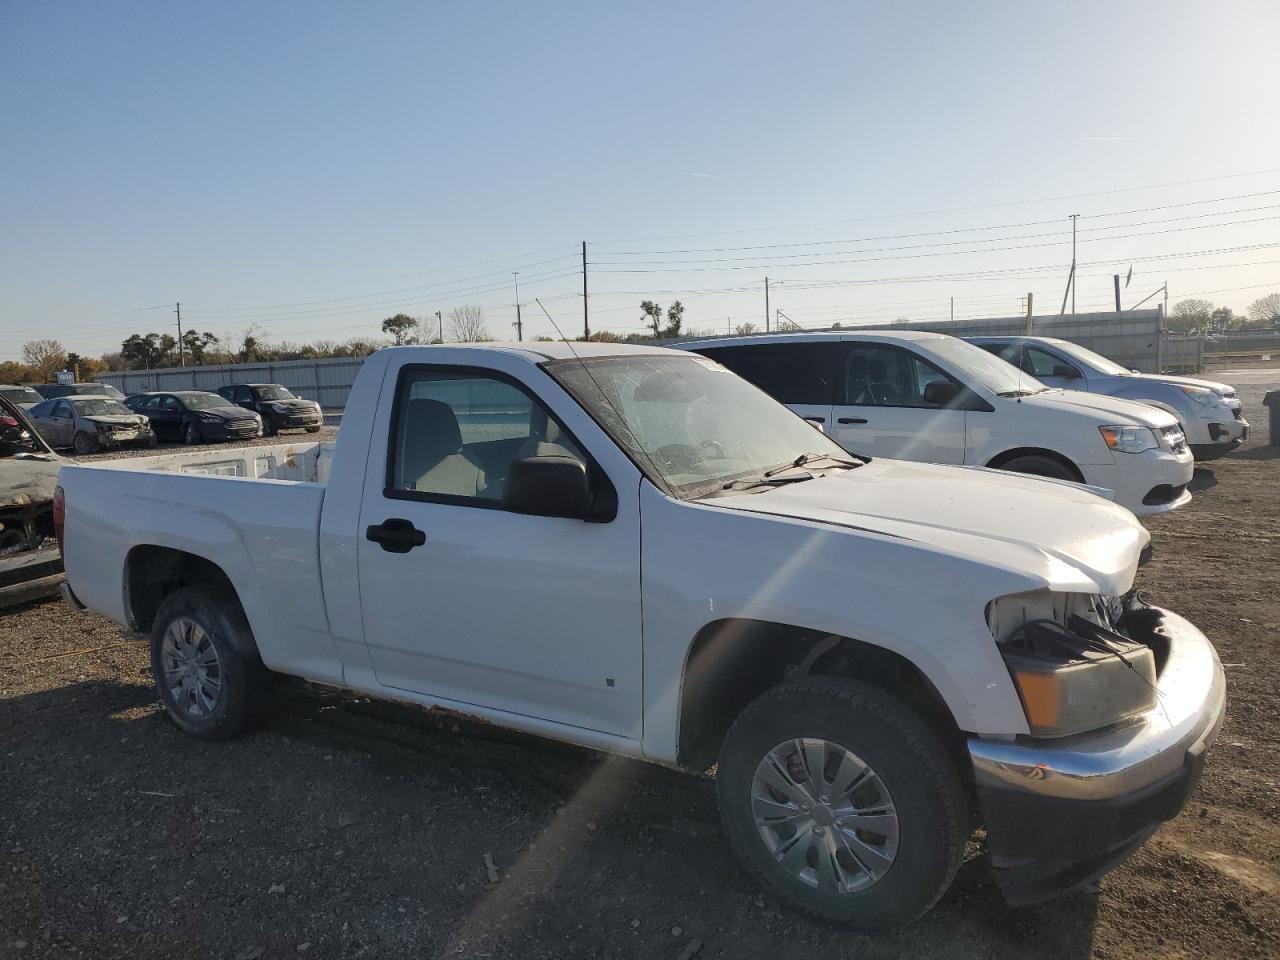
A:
[1018,388,1179,428]
[0,454,62,508]
[707,459,1148,595]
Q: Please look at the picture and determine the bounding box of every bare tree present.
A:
[733,322,758,335]
[448,305,490,342]
[1246,293,1280,326]
[23,339,67,381]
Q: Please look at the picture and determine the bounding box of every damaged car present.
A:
[27,395,155,454]
[0,395,64,608]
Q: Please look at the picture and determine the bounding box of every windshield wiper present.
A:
[764,451,863,477]
[720,471,816,492]
[997,388,1043,397]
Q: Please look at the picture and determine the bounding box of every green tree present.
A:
[180,330,220,364]
[1169,298,1214,333]
[121,333,175,369]
[663,300,685,338]
[381,313,419,345]
[1208,307,1237,332]
[640,300,663,337]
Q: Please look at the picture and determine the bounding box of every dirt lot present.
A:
[2,372,1277,960]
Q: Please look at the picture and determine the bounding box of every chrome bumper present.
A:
[968,606,1225,801]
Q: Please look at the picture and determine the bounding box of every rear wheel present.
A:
[717,678,966,928]
[150,584,273,740]
[72,431,99,456]
[993,453,1077,482]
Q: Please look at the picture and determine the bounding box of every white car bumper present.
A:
[1080,447,1194,517]
[1183,405,1248,453]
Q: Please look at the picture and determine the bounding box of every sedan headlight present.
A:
[198,412,222,422]
[990,591,1157,738]
[1099,424,1159,454]
[1180,385,1219,407]
[270,403,290,413]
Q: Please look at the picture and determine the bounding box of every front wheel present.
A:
[72,431,99,456]
[993,453,1077,482]
[150,584,273,740]
[305,425,321,434]
[717,677,967,928]
[184,421,201,445]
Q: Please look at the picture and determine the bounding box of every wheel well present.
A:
[984,446,1084,482]
[124,545,237,632]
[675,619,961,772]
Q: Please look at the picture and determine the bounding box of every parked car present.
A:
[967,335,1249,460]
[0,394,64,607]
[677,331,1194,517]
[36,381,127,401]
[27,395,155,454]
[0,384,45,410]
[124,391,263,444]
[216,383,323,435]
[56,343,1224,927]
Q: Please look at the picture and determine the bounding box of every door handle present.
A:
[803,416,826,424]
[365,517,426,553]
[837,417,868,425]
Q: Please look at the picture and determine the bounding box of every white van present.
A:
[677,331,1194,516]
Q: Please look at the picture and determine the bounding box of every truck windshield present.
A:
[546,353,855,499]
[921,336,1046,397]
[253,385,295,400]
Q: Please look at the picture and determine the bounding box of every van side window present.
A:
[1025,347,1080,379]
[695,343,833,405]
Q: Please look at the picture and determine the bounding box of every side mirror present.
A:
[922,380,961,406]
[1052,364,1082,380]
[503,456,616,522]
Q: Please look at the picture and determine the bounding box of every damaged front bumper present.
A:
[968,605,1225,904]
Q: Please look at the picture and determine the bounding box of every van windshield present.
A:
[922,336,1046,397]
[546,353,857,499]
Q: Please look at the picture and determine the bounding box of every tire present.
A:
[149,584,273,740]
[305,425,321,434]
[263,419,278,437]
[72,431,99,456]
[717,677,967,928]
[993,453,1077,482]
[146,433,159,449]
[184,421,201,445]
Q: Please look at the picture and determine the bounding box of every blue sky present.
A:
[3,0,1279,359]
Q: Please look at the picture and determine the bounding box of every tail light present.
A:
[53,484,66,560]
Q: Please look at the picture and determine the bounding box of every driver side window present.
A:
[843,345,956,408]
[388,369,586,505]
[1025,347,1079,379]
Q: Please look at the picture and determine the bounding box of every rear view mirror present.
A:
[503,456,616,522]
[1053,364,1082,380]
[922,381,961,406]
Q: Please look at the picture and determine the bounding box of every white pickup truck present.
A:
[56,343,1224,928]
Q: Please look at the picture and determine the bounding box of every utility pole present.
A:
[764,277,771,332]
[1025,292,1034,335]
[512,272,523,341]
[1070,213,1079,314]
[175,302,185,367]
[1113,274,1122,312]
[436,310,444,344]
[581,241,590,341]
[950,297,954,323]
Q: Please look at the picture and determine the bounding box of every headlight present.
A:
[1099,424,1159,453]
[1180,385,1218,406]
[271,403,290,412]
[198,412,221,422]
[989,591,1157,738]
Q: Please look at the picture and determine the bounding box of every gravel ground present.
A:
[1,370,1277,960]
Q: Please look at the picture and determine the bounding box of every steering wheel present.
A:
[698,439,727,459]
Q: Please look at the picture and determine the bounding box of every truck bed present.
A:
[91,440,336,484]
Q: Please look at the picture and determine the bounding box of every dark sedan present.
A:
[125,391,263,445]
[216,383,323,435]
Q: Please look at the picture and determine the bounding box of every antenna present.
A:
[534,298,669,486]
